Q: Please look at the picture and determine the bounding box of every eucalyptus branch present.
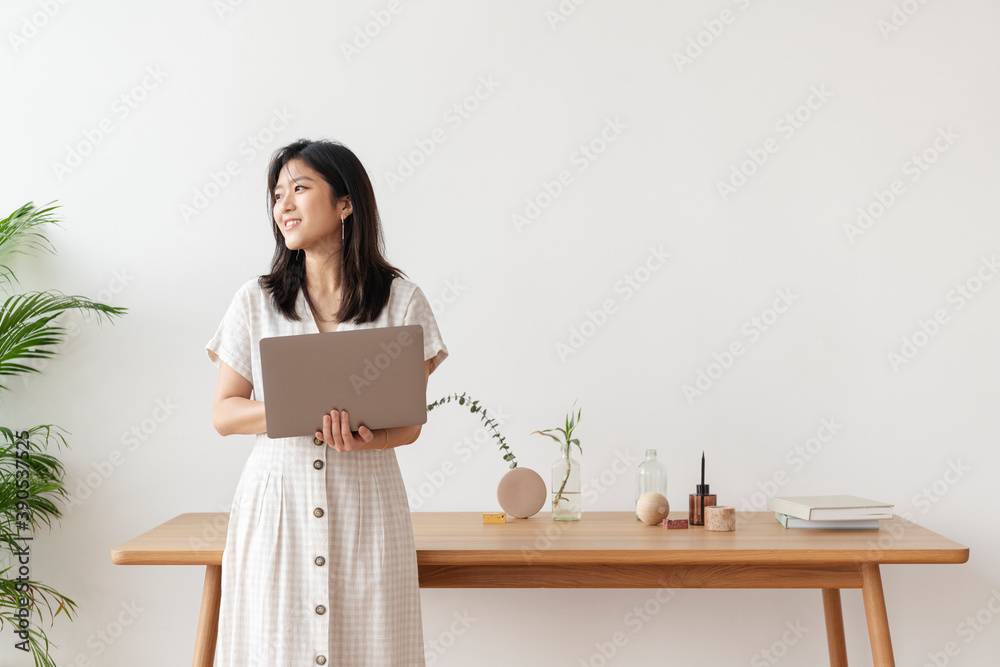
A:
[427,392,517,469]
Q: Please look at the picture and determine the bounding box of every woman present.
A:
[205,138,447,666]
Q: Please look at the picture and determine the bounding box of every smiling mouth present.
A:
[284,219,301,231]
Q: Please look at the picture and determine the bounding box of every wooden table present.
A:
[110,511,968,666]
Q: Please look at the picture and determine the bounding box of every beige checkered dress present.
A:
[205,277,447,666]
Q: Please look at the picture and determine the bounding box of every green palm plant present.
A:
[0,201,127,666]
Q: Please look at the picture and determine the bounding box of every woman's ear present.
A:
[342,195,353,218]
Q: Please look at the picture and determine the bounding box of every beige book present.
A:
[766,495,893,521]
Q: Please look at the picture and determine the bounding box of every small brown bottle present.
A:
[689,484,717,526]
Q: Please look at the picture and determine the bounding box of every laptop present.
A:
[259,324,428,439]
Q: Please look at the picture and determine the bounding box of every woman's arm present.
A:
[381,358,432,447]
[395,358,432,444]
[379,424,421,449]
[212,360,266,436]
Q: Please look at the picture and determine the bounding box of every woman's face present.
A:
[273,157,351,252]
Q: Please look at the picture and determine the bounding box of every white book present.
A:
[766,495,893,521]
[775,513,880,529]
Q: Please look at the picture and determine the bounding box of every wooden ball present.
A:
[636,492,670,525]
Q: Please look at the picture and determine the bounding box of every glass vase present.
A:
[635,448,668,521]
[551,451,581,521]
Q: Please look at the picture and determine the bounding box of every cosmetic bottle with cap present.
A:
[688,483,716,526]
[689,452,716,526]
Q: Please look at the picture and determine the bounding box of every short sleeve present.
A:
[205,285,253,384]
[403,285,449,375]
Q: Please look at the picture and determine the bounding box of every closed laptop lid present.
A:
[260,324,427,439]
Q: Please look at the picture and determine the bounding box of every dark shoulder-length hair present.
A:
[259,138,406,324]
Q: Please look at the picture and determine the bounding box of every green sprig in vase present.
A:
[532,402,582,521]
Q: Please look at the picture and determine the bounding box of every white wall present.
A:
[3,0,999,664]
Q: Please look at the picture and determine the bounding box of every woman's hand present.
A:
[316,409,376,452]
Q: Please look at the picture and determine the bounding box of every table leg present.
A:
[822,589,848,666]
[193,564,221,667]
[861,564,895,666]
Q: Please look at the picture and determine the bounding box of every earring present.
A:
[341,213,346,241]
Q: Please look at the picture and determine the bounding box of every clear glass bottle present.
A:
[635,449,668,522]
[551,451,581,521]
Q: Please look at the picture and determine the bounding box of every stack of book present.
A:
[766,495,893,529]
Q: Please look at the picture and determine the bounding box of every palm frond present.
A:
[0,427,71,546]
[533,401,583,454]
[530,429,563,445]
[0,291,126,392]
[0,202,61,292]
[0,201,121,665]
[0,426,76,667]
[0,572,78,667]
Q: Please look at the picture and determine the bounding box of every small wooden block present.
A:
[483,513,506,524]
[665,519,688,530]
[705,506,736,532]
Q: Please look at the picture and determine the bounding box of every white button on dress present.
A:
[206,276,448,666]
